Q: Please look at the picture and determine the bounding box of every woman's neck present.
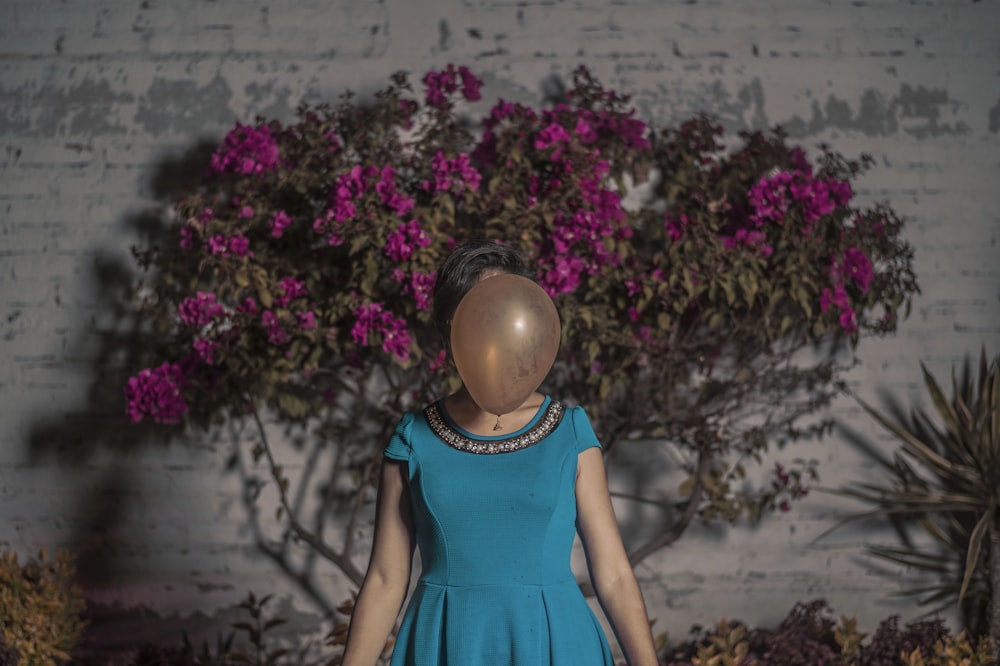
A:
[443,388,546,437]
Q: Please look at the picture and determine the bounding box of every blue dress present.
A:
[383,396,615,665]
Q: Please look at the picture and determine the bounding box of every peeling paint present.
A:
[135,76,235,137]
[21,79,133,137]
[784,84,970,138]
[243,82,295,121]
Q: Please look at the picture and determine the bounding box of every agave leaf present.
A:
[959,510,991,601]
[923,362,964,444]
[857,395,977,486]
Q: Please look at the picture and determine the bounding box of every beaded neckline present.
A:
[425,400,565,455]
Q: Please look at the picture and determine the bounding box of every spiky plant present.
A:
[836,349,999,656]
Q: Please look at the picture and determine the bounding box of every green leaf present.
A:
[959,510,990,601]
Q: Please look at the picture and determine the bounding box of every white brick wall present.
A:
[2,0,999,655]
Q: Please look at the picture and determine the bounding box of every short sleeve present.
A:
[568,405,603,453]
[383,412,415,461]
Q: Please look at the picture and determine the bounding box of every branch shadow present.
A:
[23,140,239,655]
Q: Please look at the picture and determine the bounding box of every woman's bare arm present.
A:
[576,447,660,666]
[341,459,415,666]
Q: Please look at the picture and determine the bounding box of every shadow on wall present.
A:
[23,140,256,654]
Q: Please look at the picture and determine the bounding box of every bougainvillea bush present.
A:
[126,66,918,606]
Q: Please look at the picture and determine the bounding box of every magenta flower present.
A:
[228,235,251,257]
[207,235,229,256]
[574,116,598,144]
[384,220,432,262]
[535,122,572,152]
[665,214,689,242]
[842,247,874,293]
[423,65,483,109]
[209,122,280,176]
[270,210,292,238]
[179,226,196,249]
[819,284,850,314]
[237,297,258,316]
[178,292,226,328]
[839,308,858,334]
[375,165,415,216]
[427,350,447,375]
[351,302,412,362]
[193,337,219,365]
[238,205,254,219]
[541,255,585,296]
[125,362,188,424]
[262,310,288,346]
[297,311,317,330]
[275,277,308,308]
[407,271,436,311]
[458,65,483,102]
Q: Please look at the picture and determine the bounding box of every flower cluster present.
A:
[125,362,188,424]
[424,152,481,194]
[423,65,483,109]
[384,220,432,262]
[748,169,852,232]
[208,122,280,176]
[820,246,875,334]
[127,66,916,495]
[178,292,226,329]
[350,302,412,362]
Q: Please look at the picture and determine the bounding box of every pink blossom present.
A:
[665,214,688,242]
[819,284,850,314]
[428,349,448,373]
[839,308,858,334]
[180,226,196,249]
[199,207,215,222]
[375,165,415,216]
[842,247,874,293]
[541,255,586,296]
[238,205,254,219]
[384,219,432,262]
[209,122,280,176]
[228,235,251,257]
[407,270,436,311]
[275,277,308,308]
[262,310,288,346]
[574,116,598,144]
[237,297,258,315]
[423,65,482,109]
[270,210,292,238]
[351,302,412,362]
[535,122,572,152]
[178,292,226,328]
[193,337,218,365]
[297,311,317,330]
[627,306,640,323]
[125,362,188,424]
[207,235,229,256]
[624,278,642,297]
[458,65,483,101]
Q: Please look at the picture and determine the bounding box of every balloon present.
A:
[450,274,561,416]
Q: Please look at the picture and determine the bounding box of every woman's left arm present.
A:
[576,446,660,666]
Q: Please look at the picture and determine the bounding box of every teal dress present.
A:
[383,396,615,666]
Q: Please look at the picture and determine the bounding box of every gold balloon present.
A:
[450,274,561,416]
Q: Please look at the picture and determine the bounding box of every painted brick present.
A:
[1,0,999,655]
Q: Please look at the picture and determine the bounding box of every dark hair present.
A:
[432,239,535,342]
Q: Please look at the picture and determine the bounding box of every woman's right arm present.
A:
[341,459,415,666]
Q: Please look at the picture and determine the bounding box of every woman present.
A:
[342,240,659,666]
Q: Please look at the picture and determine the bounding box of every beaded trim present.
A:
[425,401,564,454]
